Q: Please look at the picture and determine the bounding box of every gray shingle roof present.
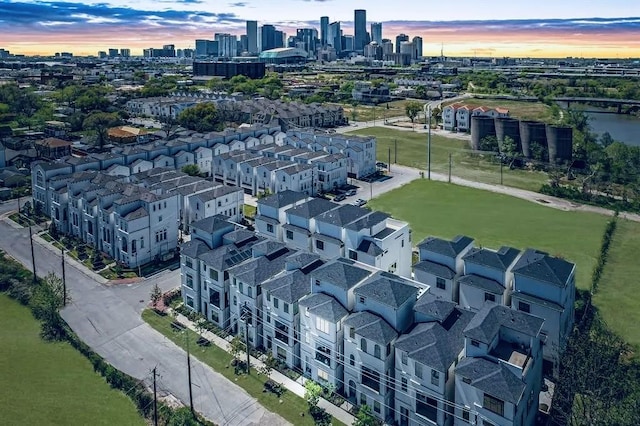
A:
[512,249,575,287]
[344,311,397,345]
[395,308,474,371]
[262,270,311,304]
[223,229,263,247]
[286,252,324,273]
[180,239,210,259]
[310,258,372,290]
[511,291,564,312]
[286,198,339,220]
[198,243,254,272]
[464,304,544,344]
[299,293,348,322]
[258,190,308,209]
[194,186,241,202]
[413,260,456,280]
[459,274,504,294]
[355,271,419,309]
[190,215,234,234]
[455,357,526,404]
[315,204,369,227]
[123,207,148,220]
[345,211,389,232]
[417,235,474,257]
[463,246,521,271]
[356,240,384,257]
[229,248,293,286]
[414,293,457,322]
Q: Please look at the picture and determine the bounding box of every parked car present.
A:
[376,162,388,169]
[354,199,367,207]
[333,194,346,202]
[345,189,357,196]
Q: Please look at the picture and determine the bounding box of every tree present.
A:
[404,101,422,128]
[83,112,120,149]
[479,135,499,152]
[415,85,428,99]
[49,221,59,240]
[599,132,615,148]
[501,135,522,168]
[353,404,380,426]
[181,164,202,177]
[177,103,222,132]
[304,380,322,408]
[31,272,70,341]
[150,283,162,307]
[229,335,246,361]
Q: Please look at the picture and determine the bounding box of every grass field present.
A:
[142,310,346,426]
[340,100,411,123]
[349,127,548,192]
[369,180,609,291]
[0,294,143,426]
[442,98,558,122]
[593,219,640,350]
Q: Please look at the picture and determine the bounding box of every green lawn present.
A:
[443,98,558,122]
[593,219,640,351]
[369,180,609,291]
[0,294,143,426]
[142,310,346,426]
[348,127,548,192]
[339,100,411,123]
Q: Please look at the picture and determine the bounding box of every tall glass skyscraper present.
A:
[354,9,367,52]
[246,20,258,54]
[320,16,329,46]
[371,22,382,44]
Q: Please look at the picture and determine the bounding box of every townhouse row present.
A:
[180,191,575,426]
[442,104,509,132]
[32,164,243,267]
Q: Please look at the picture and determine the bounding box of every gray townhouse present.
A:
[255,190,310,241]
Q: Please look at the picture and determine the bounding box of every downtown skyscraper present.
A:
[370,22,382,44]
[320,16,329,46]
[354,9,367,53]
[246,20,258,54]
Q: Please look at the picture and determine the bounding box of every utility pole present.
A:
[500,161,504,185]
[394,139,397,164]
[61,247,67,306]
[448,153,452,183]
[243,303,251,375]
[185,332,194,416]
[427,105,432,180]
[29,225,36,283]
[370,181,373,200]
[153,367,158,426]
[388,147,391,173]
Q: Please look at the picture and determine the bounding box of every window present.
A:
[483,394,504,416]
[361,366,380,392]
[247,286,252,298]
[431,369,439,386]
[484,292,496,302]
[266,293,271,302]
[349,327,355,339]
[276,346,286,360]
[315,346,331,366]
[359,296,366,304]
[140,236,144,248]
[275,320,288,344]
[314,279,321,286]
[348,249,358,261]
[131,239,137,254]
[266,223,274,233]
[266,312,271,324]
[273,298,279,309]
[360,338,367,353]
[415,362,423,379]
[239,282,243,294]
[283,302,289,314]
[186,274,194,289]
[233,296,237,306]
[315,240,324,250]
[209,290,220,308]
[286,230,293,240]
[471,340,480,347]
[349,354,355,366]
[462,408,470,422]
[519,301,531,313]
[436,277,446,290]
[209,269,218,281]
[158,215,162,222]
[374,344,381,359]
[416,393,438,422]
[185,258,193,269]
[317,369,329,382]
[401,351,408,365]
[373,401,381,414]
[360,393,367,407]
[186,295,194,308]
[308,315,329,333]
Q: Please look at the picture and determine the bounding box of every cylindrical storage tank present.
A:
[495,117,521,153]
[470,116,496,151]
[519,120,547,158]
[546,125,573,164]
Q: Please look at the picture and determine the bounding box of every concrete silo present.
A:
[519,120,547,159]
[546,125,573,164]
[470,116,496,151]
[494,117,521,153]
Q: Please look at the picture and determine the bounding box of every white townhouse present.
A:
[312,153,348,193]
[414,235,475,303]
[283,198,340,252]
[274,163,316,195]
[442,103,461,131]
[510,249,576,376]
[174,150,195,170]
[188,185,244,224]
[394,294,475,426]
[255,160,292,195]
[454,304,544,426]
[472,106,509,119]
[261,253,325,368]
[31,162,73,215]
[459,247,521,312]
[153,154,175,169]
[255,190,310,241]
[130,159,153,174]
[193,147,213,177]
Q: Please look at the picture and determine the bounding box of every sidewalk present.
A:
[173,312,356,426]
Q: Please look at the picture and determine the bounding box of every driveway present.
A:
[0,219,289,426]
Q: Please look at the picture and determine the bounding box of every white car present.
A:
[354,199,367,207]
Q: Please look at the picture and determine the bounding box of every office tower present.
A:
[354,9,367,52]
[412,36,423,58]
[320,16,329,46]
[395,34,409,54]
[400,41,414,56]
[108,48,119,58]
[240,35,249,53]
[215,34,237,58]
[120,48,130,58]
[371,22,382,44]
[195,39,208,57]
[343,35,354,52]
[275,30,285,48]
[381,39,394,56]
[261,24,277,51]
[162,44,176,57]
[328,21,341,53]
[98,51,107,59]
[296,28,318,56]
[246,20,258,54]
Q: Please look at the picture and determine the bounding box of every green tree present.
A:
[31,272,70,341]
[229,335,246,361]
[177,103,222,132]
[599,132,615,148]
[501,135,522,168]
[304,380,322,408]
[166,407,199,426]
[479,135,499,152]
[150,283,162,307]
[181,164,202,177]
[415,85,428,99]
[83,112,120,149]
[404,101,422,128]
[353,404,380,426]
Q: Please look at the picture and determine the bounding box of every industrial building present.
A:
[193,61,266,79]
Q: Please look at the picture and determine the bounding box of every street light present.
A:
[424,103,432,180]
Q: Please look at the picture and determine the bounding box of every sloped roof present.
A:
[299,293,349,323]
[512,249,575,287]
[458,274,504,294]
[190,214,234,235]
[258,190,308,209]
[413,260,456,280]
[262,270,311,304]
[464,304,544,344]
[354,271,419,309]
[310,258,372,290]
[344,311,397,345]
[414,293,457,322]
[455,357,526,404]
[463,246,520,271]
[417,235,474,257]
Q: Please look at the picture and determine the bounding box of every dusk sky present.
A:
[1,0,640,57]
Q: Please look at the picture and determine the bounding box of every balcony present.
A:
[315,347,332,367]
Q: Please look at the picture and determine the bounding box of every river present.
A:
[558,102,640,146]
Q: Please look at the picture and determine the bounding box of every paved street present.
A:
[0,219,288,426]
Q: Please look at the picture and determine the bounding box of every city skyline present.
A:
[1,0,640,57]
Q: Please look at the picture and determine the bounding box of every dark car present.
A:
[333,193,346,202]
[345,188,357,196]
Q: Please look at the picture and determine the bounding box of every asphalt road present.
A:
[0,218,289,426]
